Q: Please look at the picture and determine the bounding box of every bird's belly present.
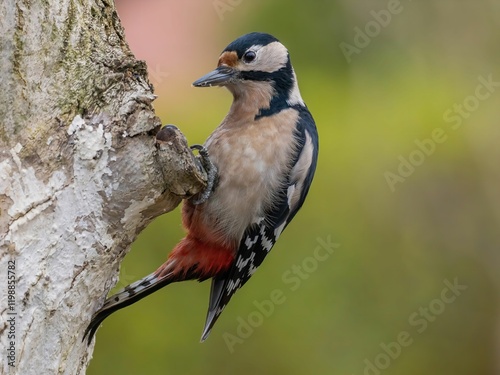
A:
[203,148,279,242]
[205,144,276,241]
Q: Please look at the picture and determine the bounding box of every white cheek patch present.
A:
[238,41,289,73]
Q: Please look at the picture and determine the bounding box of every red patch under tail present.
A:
[154,235,235,281]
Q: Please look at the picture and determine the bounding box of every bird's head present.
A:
[193,32,303,107]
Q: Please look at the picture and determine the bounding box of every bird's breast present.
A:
[201,108,300,242]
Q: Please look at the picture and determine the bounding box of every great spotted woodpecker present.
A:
[84,32,318,344]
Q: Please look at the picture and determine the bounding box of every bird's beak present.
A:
[192,66,238,87]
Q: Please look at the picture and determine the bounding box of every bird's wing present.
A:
[201,107,318,340]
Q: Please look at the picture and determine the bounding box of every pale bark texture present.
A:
[0,1,207,374]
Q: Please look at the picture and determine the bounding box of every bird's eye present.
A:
[243,50,256,63]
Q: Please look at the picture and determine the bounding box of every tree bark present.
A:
[0,1,206,374]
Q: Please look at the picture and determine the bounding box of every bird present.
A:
[83,32,319,344]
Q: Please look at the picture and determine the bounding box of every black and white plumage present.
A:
[84,32,318,344]
[201,106,318,340]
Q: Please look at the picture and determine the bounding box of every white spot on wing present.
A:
[287,184,296,207]
[227,278,241,292]
[245,235,258,249]
[248,262,258,276]
[259,224,274,252]
[236,251,256,271]
[288,131,314,209]
[287,69,305,106]
[274,221,286,240]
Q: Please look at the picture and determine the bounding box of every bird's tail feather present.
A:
[83,270,175,345]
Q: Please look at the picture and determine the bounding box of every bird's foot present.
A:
[190,144,217,205]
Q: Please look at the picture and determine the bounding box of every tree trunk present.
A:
[0,1,206,374]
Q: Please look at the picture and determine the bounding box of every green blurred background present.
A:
[88,1,499,374]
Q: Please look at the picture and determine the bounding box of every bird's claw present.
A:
[190,144,217,205]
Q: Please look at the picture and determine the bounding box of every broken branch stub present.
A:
[155,124,208,198]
